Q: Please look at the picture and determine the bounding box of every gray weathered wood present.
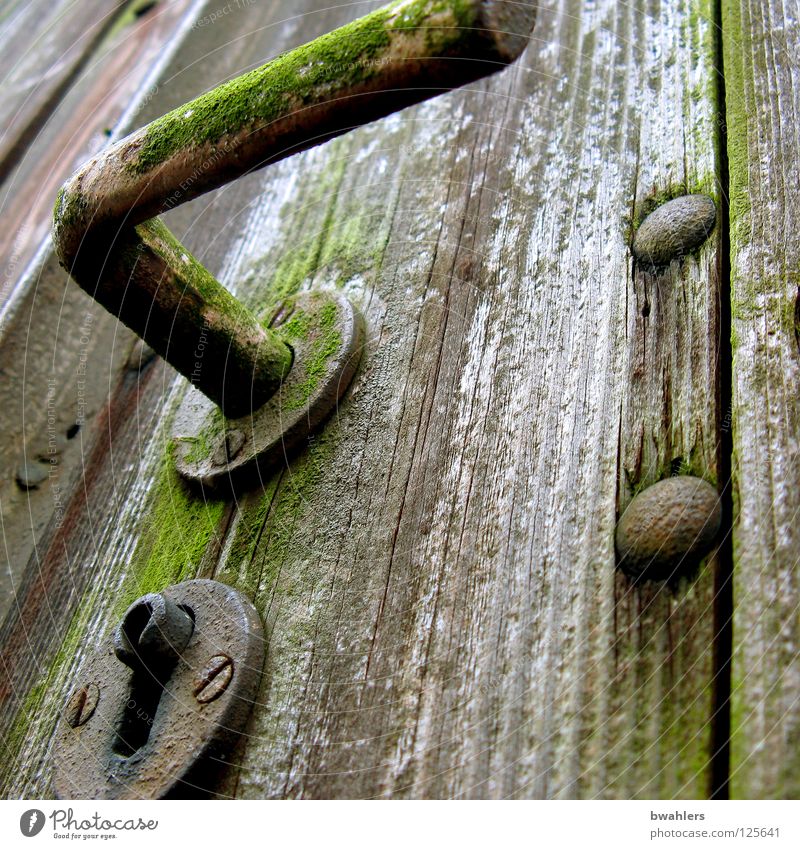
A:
[0,0,196,317]
[723,0,800,800]
[0,0,197,617]
[1,0,728,798]
[0,0,125,179]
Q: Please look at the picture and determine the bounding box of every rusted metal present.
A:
[172,290,365,489]
[113,592,194,674]
[64,684,99,729]
[633,194,717,267]
[615,476,723,581]
[52,580,264,799]
[52,0,537,418]
[193,655,234,704]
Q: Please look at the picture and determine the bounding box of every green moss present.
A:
[0,407,228,792]
[140,218,237,305]
[277,302,314,339]
[109,0,159,38]
[0,677,48,772]
[129,0,481,174]
[112,441,226,616]
[129,8,386,173]
[214,389,341,607]
[53,186,66,221]
[267,243,326,305]
[685,0,717,84]
[264,211,380,299]
[210,429,339,610]
[224,431,342,761]
[0,574,112,791]
[134,219,292,385]
[52,184,89,253]
[263,296,345,412]
[0,438,226,791]
[244,172,387,306]
[731,276,799,353]
[182,405,225,464]
[239,109,394,305]
[729,647,749,797]
[242,147,351,303]
[252,430,338,605]
[627,446,716,500]
[283,300,342,410]
[721,0,752,261]
[216,485,280,597]
[321,213,385,285]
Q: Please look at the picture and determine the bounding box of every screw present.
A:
[65,683,100,728]
[193,655,234,704]
[268,300,296,328]
[211,429,246,466]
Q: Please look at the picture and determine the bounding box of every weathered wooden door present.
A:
[1,0,797,799]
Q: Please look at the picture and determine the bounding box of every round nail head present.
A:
[615,475,722,580]
[16,460,49,490]
[633,194,717,266]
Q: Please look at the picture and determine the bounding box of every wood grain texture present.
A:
[0,0,126,181]
[0,0,196,317]
[1,0,727,798]
[723,0,800,799]
[0,0,199,619]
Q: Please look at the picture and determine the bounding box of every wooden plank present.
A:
[1,0,725,798]
[0,0,196,319]
[0,0,198,618]
[722,0,800,799]
[0,0,127,181]
[214,0,725,800]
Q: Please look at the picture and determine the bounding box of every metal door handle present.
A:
[52,0,536,483]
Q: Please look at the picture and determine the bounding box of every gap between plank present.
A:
[709,0,735,801]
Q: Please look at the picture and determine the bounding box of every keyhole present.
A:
[112,669,169,757]
[111,597,194,758]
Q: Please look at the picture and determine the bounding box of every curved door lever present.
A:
[53,0,536,483]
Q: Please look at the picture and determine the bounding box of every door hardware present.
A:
[52,0,537,487]
[52,580,264,799]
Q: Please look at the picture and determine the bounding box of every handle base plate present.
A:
[172,290,364,490]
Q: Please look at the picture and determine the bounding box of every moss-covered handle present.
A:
[53,0,537,418]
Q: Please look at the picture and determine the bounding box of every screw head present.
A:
[633,194,717,267]
[616,475,722,581]
[211,429,246,466]
[64,683,100,728]
[193,654,234,704]
[268,299,297,328]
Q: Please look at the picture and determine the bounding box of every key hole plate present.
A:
[53,580,264,799]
